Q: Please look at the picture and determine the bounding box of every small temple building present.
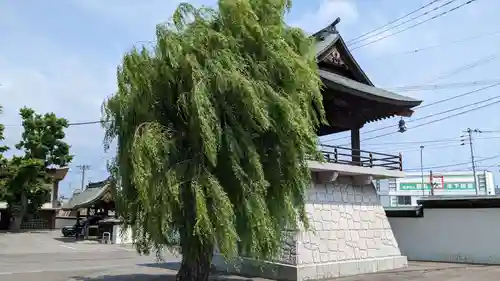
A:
[212,18,423,280]
[0,167,69,230]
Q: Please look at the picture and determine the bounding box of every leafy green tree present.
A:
[5,107,73,231]
[102,0,326,280]
[0,106,9,199]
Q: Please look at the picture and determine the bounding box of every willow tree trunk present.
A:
[176,239,214,281]
[176,179,215,281]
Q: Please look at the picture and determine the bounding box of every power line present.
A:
[359,97,500,143]
[4,120,106,128]
[367,29,500,61]
[397,143,464,153]
[363,135,500,147]
[350,0,479,51]
[375,136,500,154]
[32,78,500,134]
[376,142,463,154]
[346,0,446,45]
[322,83,500,143]
[405,154,500,171]
[415,82,500,109]
[389,79,500,92]
[69,120,105,126]
[348,0,456,46]
[23,80,499,133]
[425,51,500,83]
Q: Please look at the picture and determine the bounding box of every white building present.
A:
[378,170,495,207]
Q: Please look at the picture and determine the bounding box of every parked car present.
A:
[61,215,103,238]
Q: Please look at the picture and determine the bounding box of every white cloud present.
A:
[290,0,359,33]
[69,0,216,36]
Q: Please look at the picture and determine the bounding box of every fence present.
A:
[319,144,402,171]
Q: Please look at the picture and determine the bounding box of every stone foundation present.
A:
[212,177,407,280]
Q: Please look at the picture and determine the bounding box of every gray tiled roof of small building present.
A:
[62,182,109,210]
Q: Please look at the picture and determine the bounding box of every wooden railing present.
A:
[319,144,402,171]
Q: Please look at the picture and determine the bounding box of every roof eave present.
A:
[320,75,423,108]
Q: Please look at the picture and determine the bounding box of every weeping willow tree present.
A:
[102,0,326,280]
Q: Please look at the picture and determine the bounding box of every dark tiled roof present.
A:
[319,69,422,107]
[62,181,110,210]
[312,19,422,107]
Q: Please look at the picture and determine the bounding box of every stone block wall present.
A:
[212,176,407,280]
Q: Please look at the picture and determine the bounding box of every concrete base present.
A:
[212,176,407,280]
[213,254,407,281]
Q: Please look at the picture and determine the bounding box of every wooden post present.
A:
[399,153,403,171]
[351,128,361,165]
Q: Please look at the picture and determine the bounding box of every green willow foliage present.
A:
[102,0,326,262]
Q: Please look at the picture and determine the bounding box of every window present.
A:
[397,196,412,206]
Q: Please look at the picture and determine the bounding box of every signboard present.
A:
[431,175,444,189]
[399,182,475,191]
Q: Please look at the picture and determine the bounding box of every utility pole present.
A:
[420,145,425,196]
[430,170,435,196]
[77,165,91,190]
[461,128,482,195]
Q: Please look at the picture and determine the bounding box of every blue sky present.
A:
[1,0,500,197]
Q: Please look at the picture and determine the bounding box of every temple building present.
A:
[0,167,69,230]
[212,18,422,280]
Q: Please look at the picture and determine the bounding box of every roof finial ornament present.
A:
[326,17,341,34]
[315,17,341,41]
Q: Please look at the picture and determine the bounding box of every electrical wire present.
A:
[68,120,105,126]
[389,79,500,92]
[367,29,500,61]
[350,0,479,51]
[345,0,445,44]
[348,0,457,46]
[363,135,500,147]
[322,83,500,143]
[415,82,500,109]
[3,120,106,128]
[398,143,464,153]
[424,50,500,83]
[404,154,500,171]
[359,97,500,143]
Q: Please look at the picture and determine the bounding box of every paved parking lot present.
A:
[2,231,500,280]
[0,230,131,254]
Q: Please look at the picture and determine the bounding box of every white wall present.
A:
[113,225,133,244]
[54,217,77,229]
[389,208,500,264]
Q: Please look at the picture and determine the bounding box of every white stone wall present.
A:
[295,180,406,280]
[213,177,407,280]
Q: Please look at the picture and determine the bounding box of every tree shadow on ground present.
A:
[53,237,101,243]
[72,262,254,281]
[72,272,253,281]
[72,273,173,281]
